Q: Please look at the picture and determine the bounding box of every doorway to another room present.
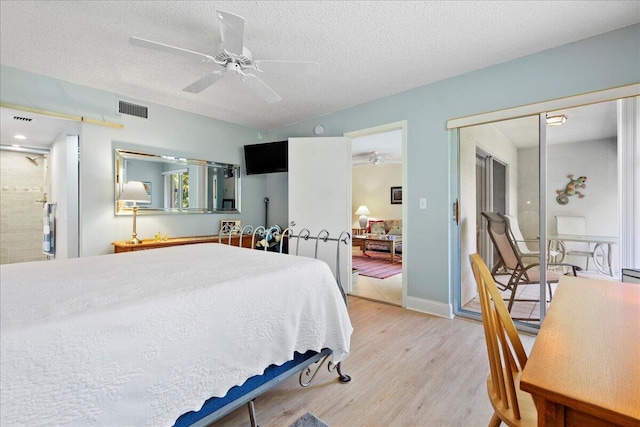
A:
[0,148,50,264]
[346,122,406,306]
[0,106,80,264]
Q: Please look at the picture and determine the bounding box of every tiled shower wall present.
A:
[0,150,49,264]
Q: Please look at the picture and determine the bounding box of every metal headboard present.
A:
[218,224,351,305]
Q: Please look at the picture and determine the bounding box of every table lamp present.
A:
[355,205,371,229]
[119,181,151,244]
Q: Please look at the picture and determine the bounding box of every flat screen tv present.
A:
[244,140,288,175]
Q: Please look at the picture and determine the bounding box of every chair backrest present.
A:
[469,253,528,420]
[481,211,524,272]
[556,215,589,252]
[504,214,536,255]
[556,215,587,235]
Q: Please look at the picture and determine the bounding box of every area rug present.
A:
[289,411,329,427]
[352,254,402,279]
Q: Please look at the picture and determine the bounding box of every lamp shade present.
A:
[355,205,371,229]
[119,181,151,203]
[354,205,371,216]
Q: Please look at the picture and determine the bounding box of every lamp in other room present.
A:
[546,114,567,126]
[118,181,151,244]
[355,205,371,229]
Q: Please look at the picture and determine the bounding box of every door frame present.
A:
[475,148,509,269]
[345,120,408,306]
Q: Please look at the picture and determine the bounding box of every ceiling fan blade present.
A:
[242,73,282,104]
[254,60,320,75]
[217,10,244,55]
[183,71,224,93]
[130,37,215,62]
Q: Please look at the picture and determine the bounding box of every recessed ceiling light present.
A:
[14,134,27,140]
[546,114,567,126]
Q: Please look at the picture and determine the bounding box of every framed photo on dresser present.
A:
[220,220,241,235]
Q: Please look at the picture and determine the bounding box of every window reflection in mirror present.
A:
[115,149,240,214]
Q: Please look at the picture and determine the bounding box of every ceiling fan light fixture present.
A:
[546,114,567,126]
[368,151,384,165]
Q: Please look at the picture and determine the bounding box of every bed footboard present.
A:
[176,348,347,427]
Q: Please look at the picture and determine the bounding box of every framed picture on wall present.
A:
[220,220,241,235]
[390,186,402,204]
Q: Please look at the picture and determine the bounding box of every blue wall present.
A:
[266,24,640,308]
[1,65,267,256]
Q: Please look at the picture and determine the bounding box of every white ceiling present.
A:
[1,0,638,135]
[0,107,77,150]
[490,101,618,148]
[352,129,403,165]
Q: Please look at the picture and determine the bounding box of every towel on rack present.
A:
[42,203,55,256]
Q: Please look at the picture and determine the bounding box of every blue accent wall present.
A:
[265,24,640,306]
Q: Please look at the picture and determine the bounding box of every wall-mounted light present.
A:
[546,114,567,126]
[14,134,26,140]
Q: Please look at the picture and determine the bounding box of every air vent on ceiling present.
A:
[13,116,33,122]
[118,100,148,119]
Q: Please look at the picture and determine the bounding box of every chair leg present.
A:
[547,282,553,302]
[507,283,518,312]
[489,412,502,427]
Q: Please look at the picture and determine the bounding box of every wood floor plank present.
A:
[211,296,535,427]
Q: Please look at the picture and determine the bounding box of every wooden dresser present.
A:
[112,234,255,253]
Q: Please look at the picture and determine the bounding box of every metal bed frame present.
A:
[177,225,352,427]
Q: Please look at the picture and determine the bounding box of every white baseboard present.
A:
[405,296,454,319]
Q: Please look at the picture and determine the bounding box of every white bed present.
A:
[0,243,352,426]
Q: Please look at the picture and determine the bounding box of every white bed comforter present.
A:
[0,244,352,426]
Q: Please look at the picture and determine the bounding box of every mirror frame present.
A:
[115,148,241,215]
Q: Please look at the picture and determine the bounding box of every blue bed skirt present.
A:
[174,349,331,427]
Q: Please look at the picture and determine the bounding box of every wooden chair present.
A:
[481,211,580,321]
[469,253,537,427]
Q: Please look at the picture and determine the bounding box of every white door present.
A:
[288,137,352,294]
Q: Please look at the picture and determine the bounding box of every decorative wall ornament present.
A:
[556,174,587,205]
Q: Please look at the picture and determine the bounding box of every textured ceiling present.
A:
[0,1,638,131]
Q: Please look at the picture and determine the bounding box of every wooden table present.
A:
[112,234,254,253]
[520,276,640,426]
[352,234,402,263]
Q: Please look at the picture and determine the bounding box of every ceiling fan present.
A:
[352,151,388,166]
[130,10,319,103]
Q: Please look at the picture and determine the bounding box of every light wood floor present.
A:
[211,296,535,427]
[350,247,402,306]
[350,272,402,306]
